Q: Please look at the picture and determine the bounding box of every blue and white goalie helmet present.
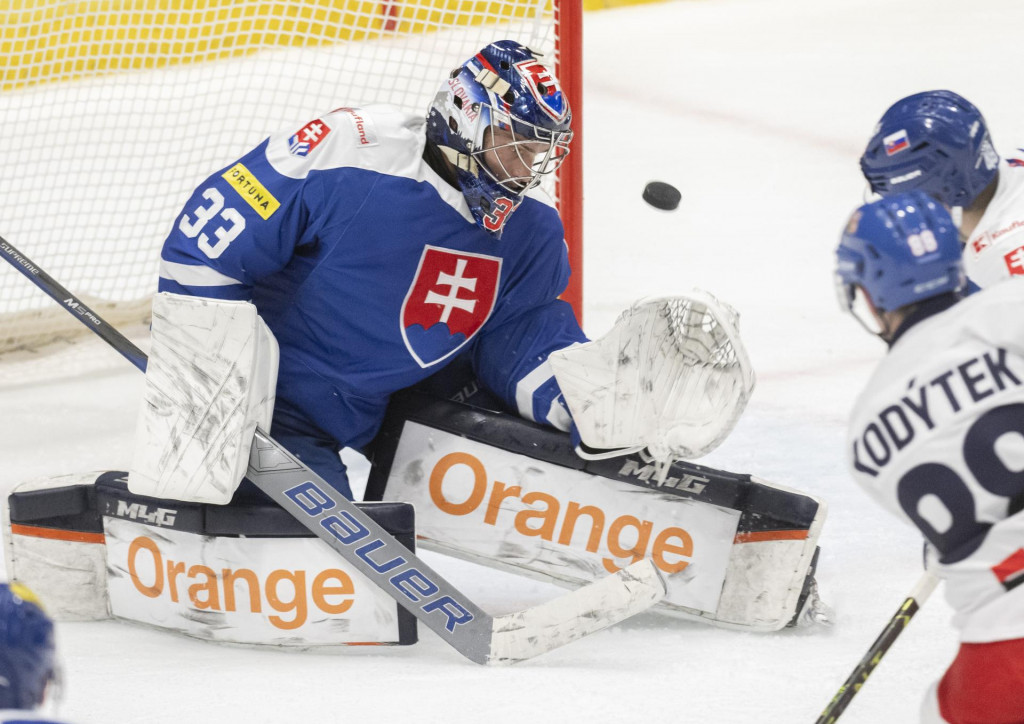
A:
[0,582,57,710]
[860,90,999,208]
[835,191,965,332]
[426,40,573,235]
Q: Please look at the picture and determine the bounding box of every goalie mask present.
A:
[426,40,573,236]
[835,191,965,334]
[0,583,57,710]
[860,90,999,209]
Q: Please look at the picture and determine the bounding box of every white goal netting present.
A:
[0,0,576,354]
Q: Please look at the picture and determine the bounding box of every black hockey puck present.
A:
[642,181,681,211]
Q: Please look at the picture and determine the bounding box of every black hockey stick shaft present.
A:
[0,235,664,665]
[1,237,148,373]
[814,571,939,723]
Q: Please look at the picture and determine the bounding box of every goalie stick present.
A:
[0,235,667,665]
[814,571,939,723]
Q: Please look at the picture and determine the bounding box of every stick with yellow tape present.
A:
[815,572,940,723]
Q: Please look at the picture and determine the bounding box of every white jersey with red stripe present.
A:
[846,279,1024,644]
[963,154,1024,289]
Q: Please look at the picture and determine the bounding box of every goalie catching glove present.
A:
[128,292,279,505]
[549,291,755,470]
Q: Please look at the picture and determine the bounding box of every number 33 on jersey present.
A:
[177,163,281,259]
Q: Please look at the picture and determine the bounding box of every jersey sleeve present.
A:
[158,136,325,300]
[471,207,587,431]
[472,298,586,431]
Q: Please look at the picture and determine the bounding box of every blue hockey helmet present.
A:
[836,191,964,333]
[0,583,56,709]
[426,40,573,236]
[860,90,999,208]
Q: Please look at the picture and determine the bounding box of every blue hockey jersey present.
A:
[159,105,585,497]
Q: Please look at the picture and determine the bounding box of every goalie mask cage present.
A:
[0,0,583,354]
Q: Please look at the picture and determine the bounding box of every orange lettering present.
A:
[484,481,522,525]
[312,570,354,615]
[652,527,693,573]
[430,452,487,515]
[223,568,261,613]
[602,516,653,573]
[187,565,220,610]
[166,559,185,603]
[428,457,699,577]
[514,492,560,540]
[123,536,364,631]
[558,503,605,552]
[266,570,307,630]
[127,536,163,598]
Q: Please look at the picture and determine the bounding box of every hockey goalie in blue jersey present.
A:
[129,40,755,505]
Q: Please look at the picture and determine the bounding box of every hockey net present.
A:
[0,0,582,359]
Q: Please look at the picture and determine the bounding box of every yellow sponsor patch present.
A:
[221,163,280,220]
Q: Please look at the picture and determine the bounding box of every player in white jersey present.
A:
[836,190,1024,723]
[859,89,1024,291]
[0,583,75,724]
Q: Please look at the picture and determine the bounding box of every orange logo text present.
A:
[126,536,354,630]
[428,452,693,574]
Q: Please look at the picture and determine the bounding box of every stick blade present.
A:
[486,560,666,665]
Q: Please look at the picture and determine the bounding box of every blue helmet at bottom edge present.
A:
[426,40,573,236]
[0,582,56,710]
[836,190,965,315]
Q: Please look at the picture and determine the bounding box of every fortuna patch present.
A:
[513,59,569,122]
[400,246,501,367]
[221,163,280,220]
[289,119,332,156]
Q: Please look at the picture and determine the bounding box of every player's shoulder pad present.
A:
[265,104,426,180]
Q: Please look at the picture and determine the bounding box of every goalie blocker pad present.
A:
[365,391,826,632]
[4,473,417,647]
[130,292,279,505]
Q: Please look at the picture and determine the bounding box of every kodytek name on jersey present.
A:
[284,480,474,633]
[853,346,1022,477]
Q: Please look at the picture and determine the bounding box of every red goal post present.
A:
[0,0,584,354]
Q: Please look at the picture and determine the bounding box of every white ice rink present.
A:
[3,0,1024,721]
